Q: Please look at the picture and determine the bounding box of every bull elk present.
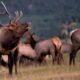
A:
[69,28,80,65]
[0,1,31,75]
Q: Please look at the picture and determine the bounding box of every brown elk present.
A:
[0,1,31,75]
[20,33,63,64]
[14,32,39,65]
[69,28,80,65]
[61,41,72,54]
[17,43,37,64]
[13,32,63,66]
[34,36,63,64]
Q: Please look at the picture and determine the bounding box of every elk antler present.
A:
[1,1,12,19]
[15,10,23,22]
[12,10,23,23]
[1,1,23,24]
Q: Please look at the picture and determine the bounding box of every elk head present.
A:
[9,11,31,36]
[1,1,31,37]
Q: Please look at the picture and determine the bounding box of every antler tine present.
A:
[11,10,23,23]
[11,10,19,23]
[1,1,11,19]
[20,10,23,17]
[14,10,23,22]
[15,10,19,16]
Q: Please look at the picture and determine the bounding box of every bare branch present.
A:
[0,12,6,15]
[1,1,11,19]
[1,1,23,24]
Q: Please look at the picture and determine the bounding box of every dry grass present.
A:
[0,53,80,80]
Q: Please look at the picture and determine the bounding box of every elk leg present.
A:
[69,48,78,66]
[13,49,18,74]
[0,54,2,66]
[72,54,76,66]
[69,51,73,65]
[51,50,56,64]
[60,52,64,64]
[72,50,78,66]
[57,52,64,64]
[56,53,60,64]
[8,52,13,75]
[55,52,61,64]
[38,56,43,64]
[41,55,47,65]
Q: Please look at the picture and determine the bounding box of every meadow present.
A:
[0,53,80,80]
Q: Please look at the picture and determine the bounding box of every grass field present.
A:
[0,53,80,80]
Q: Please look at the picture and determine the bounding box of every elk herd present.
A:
[0,1,80,76]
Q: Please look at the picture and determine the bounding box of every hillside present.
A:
[0,0,80,38]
